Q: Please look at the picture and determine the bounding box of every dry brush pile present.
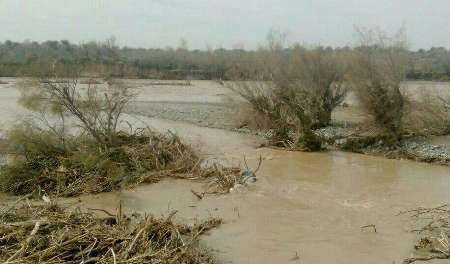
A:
[0,76,242,197]
[400,205,450,263]
[0,200,221,263]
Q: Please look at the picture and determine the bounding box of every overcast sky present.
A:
[1,0,449,50]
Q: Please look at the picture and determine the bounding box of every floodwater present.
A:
[0,78,28,132]
[74,118,450,264]
[1,78,450,263]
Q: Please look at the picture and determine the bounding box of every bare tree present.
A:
[279,45,347,128]
[402,91,450,135]
[229,81,282,122]
[43,78,133,147]
[229,36,346,150]
[273,81,322,150]
[19,75,134,149]
[351,27,409,145]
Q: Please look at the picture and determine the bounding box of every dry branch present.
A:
[400,204,450,263]
[0,202,222,263]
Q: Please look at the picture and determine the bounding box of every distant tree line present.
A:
[406,47,450,81]
[0,38,449,81]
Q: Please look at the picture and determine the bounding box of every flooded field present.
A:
[1,78,450,263]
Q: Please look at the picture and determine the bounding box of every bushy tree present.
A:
[230,31,346,150]
[351,27,409,145]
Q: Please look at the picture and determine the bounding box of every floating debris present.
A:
[400,204,450,263]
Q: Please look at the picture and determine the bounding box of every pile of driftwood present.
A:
[0,199,221,263]
[400,204,450,263]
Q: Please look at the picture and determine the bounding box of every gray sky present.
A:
[1,0,449,50]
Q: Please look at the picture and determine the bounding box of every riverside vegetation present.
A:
[0,77,243,197]
[227,28,450,164]
[0,26,449,263]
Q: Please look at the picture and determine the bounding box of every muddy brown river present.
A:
[1,78,450,263]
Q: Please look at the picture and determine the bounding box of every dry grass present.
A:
[0,201,221,263]
[199,165,243,195]
[222,84,275,131]
[227,81,283,129]
[231,104,272,131]
[403,91,450,136]
[0,123,242,197]
[400,205,450,263]
[0,125,199,196]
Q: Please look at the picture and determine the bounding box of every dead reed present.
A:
[400,204,450,263]
[0,201,221,264]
